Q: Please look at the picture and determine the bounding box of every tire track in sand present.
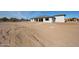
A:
[31,34,45,47]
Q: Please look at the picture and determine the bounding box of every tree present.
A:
[10,18,18,22]
[1,17,9,21]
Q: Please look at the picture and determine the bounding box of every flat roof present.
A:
[31,16,55,19]
[54,14,66,16]
[31,14,66,19]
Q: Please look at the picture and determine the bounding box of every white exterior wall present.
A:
[31,19,34,22]
[55,16,65,22]
[38,18,39,22]
[43,18,53,23]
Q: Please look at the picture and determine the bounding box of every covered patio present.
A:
[31,16,55,23]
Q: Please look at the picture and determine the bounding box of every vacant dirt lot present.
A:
[0,22,79,47]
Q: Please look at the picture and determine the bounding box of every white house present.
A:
[30,14,66,23]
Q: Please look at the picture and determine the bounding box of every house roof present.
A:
[31,14,66,19]
[54,14,66,16]
[31,16,55,19]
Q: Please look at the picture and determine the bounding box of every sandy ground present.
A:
[0,22,79,47]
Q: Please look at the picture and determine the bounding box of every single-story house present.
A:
[30,14,66,23]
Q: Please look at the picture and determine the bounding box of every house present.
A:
[30,14,66,23]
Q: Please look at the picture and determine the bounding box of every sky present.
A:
[0,11,79,19]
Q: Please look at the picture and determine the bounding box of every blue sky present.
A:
[0,11,79,19]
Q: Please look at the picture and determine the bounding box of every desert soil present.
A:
[0,22,79,47]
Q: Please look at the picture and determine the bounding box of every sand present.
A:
[0,22,79,47]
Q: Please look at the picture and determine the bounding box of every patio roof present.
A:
[54,14,66,16]
[31,16,55,19]
[31,14,66,19]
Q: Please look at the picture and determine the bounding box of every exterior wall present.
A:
[30,19,34,22]
[55,16,65,22]
[30,15,65,23]
[38,18,39,22]
[43,18,53,23]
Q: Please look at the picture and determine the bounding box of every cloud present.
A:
[7,11,25,19]
[20,11,49,19]
[0,11,50,19]
[0,11,79,19]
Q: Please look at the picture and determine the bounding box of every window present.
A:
[39,18,43,22]
[45,18,49,21]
